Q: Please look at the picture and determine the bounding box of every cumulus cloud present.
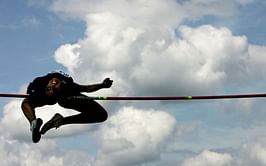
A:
[54,44,81,74]
[56,22,250,96]
[182,150,233,166]
[94,107,177,166]
[249,143,266,165]
[230,138,266,166]
[50,0,254,98]
[247,45,266,80]
[0,137,93,166]
[51,0,183,27]
[178,136,266,166]
[50,0,251,23]
[0,100,29,141]
[241,139,266,166]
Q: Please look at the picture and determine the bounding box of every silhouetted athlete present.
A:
[21,71,113,143]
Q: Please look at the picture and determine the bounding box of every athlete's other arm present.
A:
[21,98,36,124]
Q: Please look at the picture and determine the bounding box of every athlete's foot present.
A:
[31,118,43,143]
[40,113,63,135]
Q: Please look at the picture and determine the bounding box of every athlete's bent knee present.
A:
[99,110,108,122]
[98,111,108,122]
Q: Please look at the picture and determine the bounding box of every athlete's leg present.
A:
[58,94,108,125]
[40,94,108,134]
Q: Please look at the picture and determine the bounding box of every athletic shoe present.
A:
[31,118,43,143]
[40,113,63,135]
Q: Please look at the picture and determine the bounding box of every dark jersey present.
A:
[27,72,79,106]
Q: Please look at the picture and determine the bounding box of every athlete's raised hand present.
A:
[102,78,113,88]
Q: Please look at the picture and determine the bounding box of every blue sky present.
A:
[0,0,84,93]
[1,0,266,166]
[184,1,266,46]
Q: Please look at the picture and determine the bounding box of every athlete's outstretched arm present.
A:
[79,78,113,93]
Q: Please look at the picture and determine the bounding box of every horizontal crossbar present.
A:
[1,93,266,100]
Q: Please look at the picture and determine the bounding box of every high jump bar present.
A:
[1,93,266,100]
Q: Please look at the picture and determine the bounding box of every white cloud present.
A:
[182,150,233,166]
[179,0,255,20]
[51,0,184,27]
[130,25,249,95]
[181,0,238,19]
[50,0,252,23]
[64,23,250,96]
[250,143,266,165]
[229,138,266,166]
[247,45,266,80]
[54,44,81,74]
[94,107,177,166]
[177,136,266,166]
[0,137,93,166]
[0,100,29,141]
[50,0,253,97]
